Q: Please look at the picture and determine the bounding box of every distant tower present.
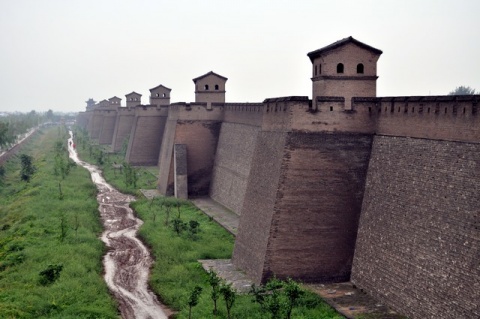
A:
[85,98,96,110]
[149,85,171,106]
[108,96,122,107]
[307,36,382,109]
[125,92,142,108]
[193,71,227,107]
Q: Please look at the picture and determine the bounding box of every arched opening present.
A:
[204,85,209,90]
[357,63,364,74]
[215,84,219,90]
[156,93,160,97]
[336,63,344,74]
[162,93,166,97]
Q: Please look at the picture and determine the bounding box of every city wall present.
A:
[76,91,479,318]
[111,106,135,153]
[98,109,118,145]
[157,103,223,196]
[351,136,480,319]
[125,105,169,166]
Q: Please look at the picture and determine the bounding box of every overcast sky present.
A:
[1,0,479,113]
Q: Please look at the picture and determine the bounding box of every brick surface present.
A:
[352,136,480,319]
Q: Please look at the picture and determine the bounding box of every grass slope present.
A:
[0,126,118,319]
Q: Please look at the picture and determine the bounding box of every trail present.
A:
[68,132,168,319]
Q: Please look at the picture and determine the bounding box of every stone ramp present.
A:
[191,197,239,235]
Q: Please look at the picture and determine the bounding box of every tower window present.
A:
[215,84,219,90]
[357,63,364,74]
[204,85,209,90]
[162,93,166,97]
[319,64,321,74]
[156,93,160,97]
[337,63,344,74]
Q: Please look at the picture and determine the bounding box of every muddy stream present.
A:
[68,132,169,319]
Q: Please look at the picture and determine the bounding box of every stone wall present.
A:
[98,111,117,145]
[126,115,167,166]
[172,120,221,196]
[352,136,480,319]
[210,122,260,215]
[262,132,373,283]
[111,108,135,153]
[232,130,288,283]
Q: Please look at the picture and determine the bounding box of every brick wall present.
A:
[111,110,135,152]
[125,115,167,166]
[352,136,480,319]
[98,113,117,145]
[173,120,221,196]
[89,111,104,139]
[210,122,260,215]
[232,130,288,283]
[263,132,372,282]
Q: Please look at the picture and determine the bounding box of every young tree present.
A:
[187,285,202,319]
[20,154,35,182]
[207,269,221,315]
[220,282,236,319]
[283,278,304,319]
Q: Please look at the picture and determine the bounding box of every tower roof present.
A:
[192,71,228,83]
[307,36,382,62]
[149,84,171,92]
[125,91,142,97]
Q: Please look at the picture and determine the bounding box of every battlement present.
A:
[354,95,480,143]
[134,104,169,116]
[168,102,224,121]
[223,102,264,126]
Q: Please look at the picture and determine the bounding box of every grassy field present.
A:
[74,127,343,319]
[0,126,118,318]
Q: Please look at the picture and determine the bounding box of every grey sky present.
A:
[1,0,479,113]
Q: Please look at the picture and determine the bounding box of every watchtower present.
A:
[150,84,171,106]
[125,92,142,108]
[307,36,382,109]
[108,96,122,107]
[85,98,96,110]
[193,71,227,107]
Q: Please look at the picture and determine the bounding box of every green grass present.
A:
[0,126,118,318]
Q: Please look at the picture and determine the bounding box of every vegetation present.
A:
[0,111,49,150]
[448,85,476,95]
[0,126,118,318]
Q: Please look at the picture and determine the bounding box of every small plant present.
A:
[0,165,5,184]
[172,217,187,235]
[207,269,221,315]
[59,213,68,242]
[220,281,236,319]
[39,264,63,286]
[250,277,305,319]
[188,220,200,240]
[123,162,137,188]
[58,182,64,200]
[20,153,35,182]
[187,285,203,319]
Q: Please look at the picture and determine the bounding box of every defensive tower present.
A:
[308,36,382,109]
[193,71,227,107]
[125,91,142,107]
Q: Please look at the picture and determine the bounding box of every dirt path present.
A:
[68,132,169,319]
